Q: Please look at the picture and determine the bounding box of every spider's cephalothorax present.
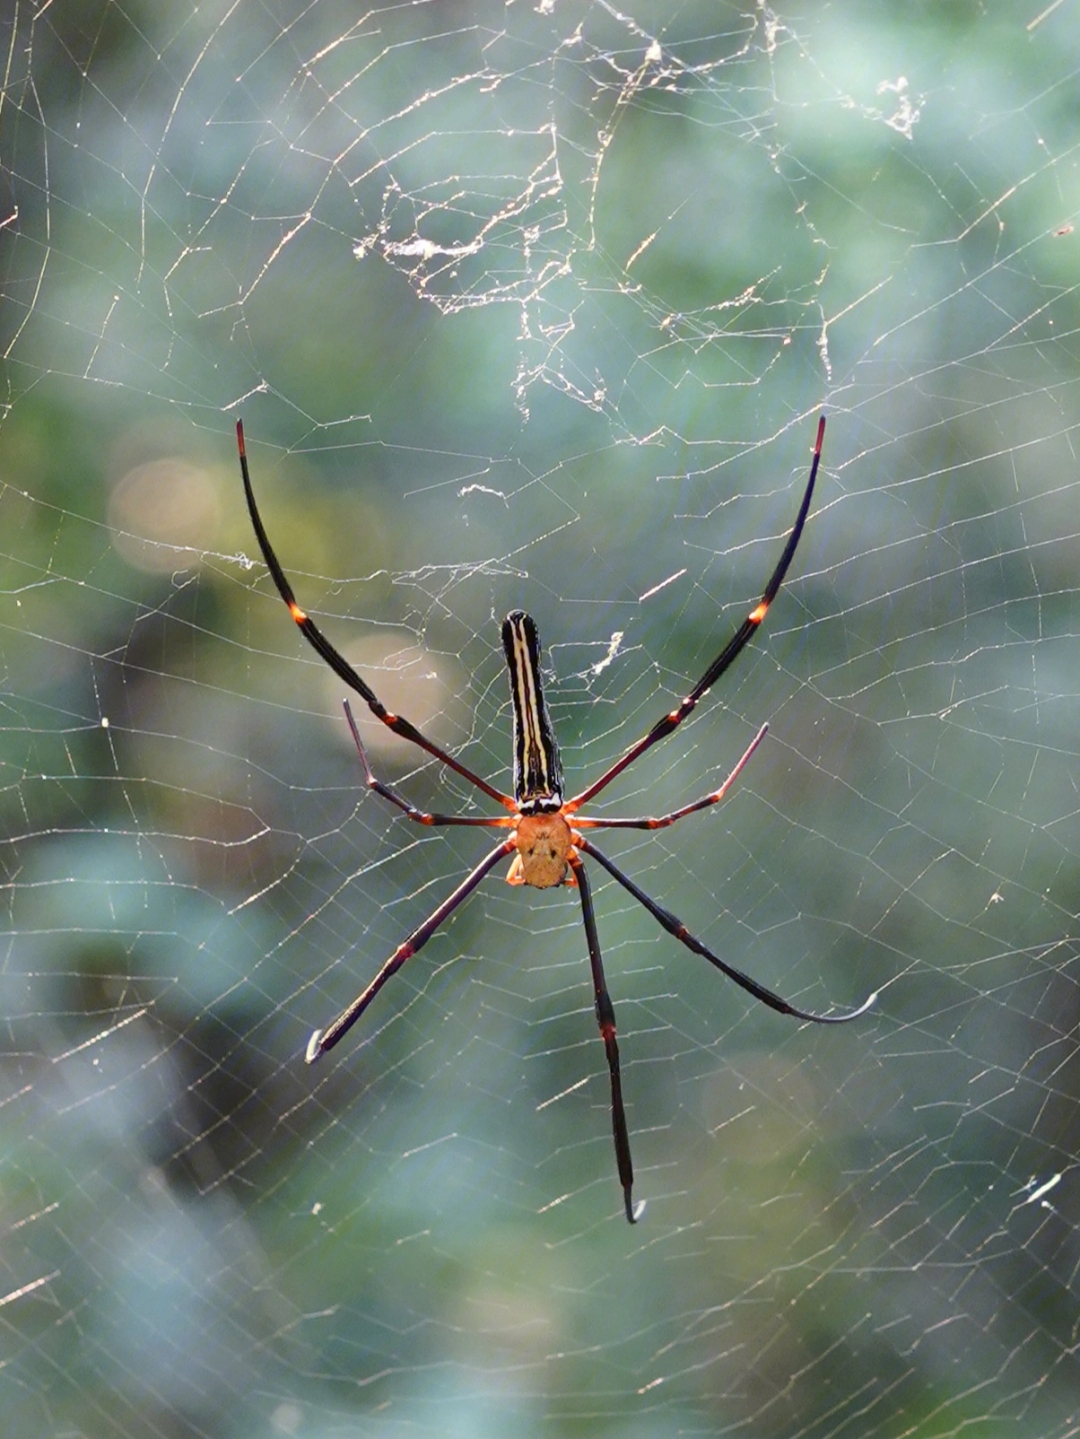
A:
[237,415,874,1225]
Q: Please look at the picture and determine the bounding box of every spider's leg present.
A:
[574,724,767,832]
[305,836,515,1062]
[343,700,513,830]
[577,836,876,1024]
[567,417,824,814]
[569,853,643,1225]
[237,420,513,811]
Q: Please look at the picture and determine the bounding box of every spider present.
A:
[236,415,874,1224]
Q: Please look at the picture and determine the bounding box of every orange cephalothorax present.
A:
[508,811,575,888]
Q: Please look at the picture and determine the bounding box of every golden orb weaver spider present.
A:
[236,416,874,1224]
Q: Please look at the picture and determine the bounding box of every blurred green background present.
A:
[2,2,1080,1436]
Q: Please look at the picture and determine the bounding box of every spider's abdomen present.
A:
[502,610,564,812]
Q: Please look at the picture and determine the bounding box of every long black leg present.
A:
[569,853,642,1225]
[574,724,767,832]
[237,420,513,811]
[567,416,825,813]
[577,836,876,1024]
[343,700,511,830]
[306,837,515,1062]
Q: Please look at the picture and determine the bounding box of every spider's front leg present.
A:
[305,837,514,1063]
[578,836,876,1025]
[569,853,643,1225]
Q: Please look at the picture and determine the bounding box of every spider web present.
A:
[2,2,1080,1435]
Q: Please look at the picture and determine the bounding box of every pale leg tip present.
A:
[305,1030,325,1064]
